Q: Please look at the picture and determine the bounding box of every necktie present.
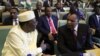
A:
[13,19,18,25]
[73,30,77,38]
[57,9,60,19]
[72,29,82,50]
[48,17,57,34]
[38,10,41,17]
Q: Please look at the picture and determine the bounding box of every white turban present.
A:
[18,11,35,22]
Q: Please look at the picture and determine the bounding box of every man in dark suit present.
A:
[88,2,100,43]
[7,0,15,6]
[33,1,44,21]
[57,13,93,56]
[3,7,19,25]
[37,6,58,55]
[63,5,84,20]
[53,2,64,12]
[43,0,53,7]
[52,2,64,19]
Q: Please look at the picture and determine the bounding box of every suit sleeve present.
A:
[57,28,83,56]
[7,32,42,56]
[57,29,72,53]
[84,26,94,49]
[37,17,49,35]
[88,15,95,28]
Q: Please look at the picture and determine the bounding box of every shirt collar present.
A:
[74,24,78,32]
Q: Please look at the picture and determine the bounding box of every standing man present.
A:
[57,13,93,56]
[37,6,58,55]
[2,11,46,56]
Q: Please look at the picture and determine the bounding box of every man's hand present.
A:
[40,40,47,51]
[48,33,54,41]
[90,28,96,35]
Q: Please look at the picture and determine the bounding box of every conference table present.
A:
[42,48,100,56]
[86,48,100,56]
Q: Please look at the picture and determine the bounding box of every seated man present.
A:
[33,1,44,21]
[3,7,19,25]
[2,11,46,56]
[37,6,58,55]
[52,2,64,19]
[63,4,85,20]
[57,13,93,56]
[53,2,64,12]
[88,2,100,43]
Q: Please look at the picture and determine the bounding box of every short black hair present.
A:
[69,6,77,14]
[10,7,19,12]
[44,6,51,12]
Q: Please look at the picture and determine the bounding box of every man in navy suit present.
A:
[57,13,93,56]
[88,2,100,43]
[37,6,58,55]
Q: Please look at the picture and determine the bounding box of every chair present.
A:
[2,12,10,23]
[0,26,12,56]
[63,7,70,12]
[59,12,68,20]
[85,12,94,23]
[79,20,86,24]
[58,20,66,27]
[85,8,93,12]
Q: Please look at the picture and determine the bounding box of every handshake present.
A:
[83,52,96,56]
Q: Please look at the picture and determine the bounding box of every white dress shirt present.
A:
[13,18,19,26]
[96,15,100,24]
[74,24,78,36]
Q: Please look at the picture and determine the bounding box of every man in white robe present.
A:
[2,11,46,56]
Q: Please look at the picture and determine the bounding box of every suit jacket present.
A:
[3,16,13,25]
[52,8,65,12]
[57,24,93,56]
[37,14,58,55]
[37,15,58,37]
[33,9,44,21]
[63,14,68,20]
[88,14,100,37]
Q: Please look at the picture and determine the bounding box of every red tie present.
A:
[48,17,57,34]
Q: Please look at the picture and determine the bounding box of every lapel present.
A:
[94,14,99,27]
[51,15,55,27]
[44,15,50,30]
[77,24,87,44]
[77,24,82,41]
